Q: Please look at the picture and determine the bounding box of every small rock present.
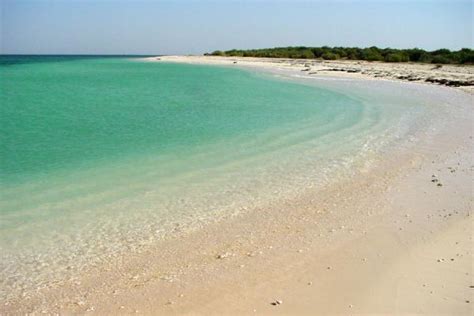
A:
[270,300,283,306]
[216,252,232,259]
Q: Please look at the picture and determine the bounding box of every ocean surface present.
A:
[0,56,451,299]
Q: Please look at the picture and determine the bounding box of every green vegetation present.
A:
[205,46,474,64]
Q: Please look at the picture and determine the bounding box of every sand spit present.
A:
[149,55,474,93]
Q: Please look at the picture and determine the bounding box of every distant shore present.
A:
[4,55,473,315]
[147,55,474,93]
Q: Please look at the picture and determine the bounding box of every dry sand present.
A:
[2,56,473,315]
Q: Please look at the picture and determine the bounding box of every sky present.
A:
[1,0,472,55]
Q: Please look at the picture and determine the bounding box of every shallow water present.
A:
[0,56,464,299]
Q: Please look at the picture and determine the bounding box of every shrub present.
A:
[212,50,225,56]
[206,46,473,64]
[322,52,339,60]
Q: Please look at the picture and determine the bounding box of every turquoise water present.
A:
[0,56,431,298]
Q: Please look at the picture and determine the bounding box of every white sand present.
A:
[3,56,473,315]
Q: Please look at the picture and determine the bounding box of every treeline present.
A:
[205,46,474,64]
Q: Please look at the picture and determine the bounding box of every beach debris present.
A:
[437,258,445,262]
[216,252,232,259]
[271,300,283,306]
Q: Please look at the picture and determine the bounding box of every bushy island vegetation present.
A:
[205,46,474,64]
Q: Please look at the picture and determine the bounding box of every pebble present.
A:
[307,282,313,286]
[216,252,232,259]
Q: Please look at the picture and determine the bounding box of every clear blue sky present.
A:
[1,0,472,55]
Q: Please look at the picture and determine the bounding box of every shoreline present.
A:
[3,56,473,314]
[147,55,474,94]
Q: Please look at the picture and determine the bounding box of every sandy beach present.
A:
[150,55,474,94]
[2,57,473,315]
